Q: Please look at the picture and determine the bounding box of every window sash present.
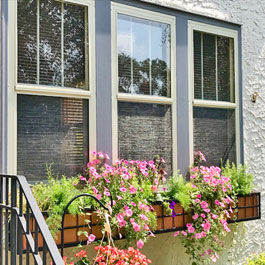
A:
[188,21,240,165]
[16,0,93,93]
[112,2,177,173]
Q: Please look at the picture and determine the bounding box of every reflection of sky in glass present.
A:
[117,14,169,62]
[117,14,171,97]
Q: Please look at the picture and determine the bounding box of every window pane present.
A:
[64,3,87,89]
[203,33,216,100]
[218,36,234,102]
[118,102,172,176]
[193,107,236,166]
[194,31,234,102]
[17,0,37,84]
[17,0,88,89]
[39,0,62,86]
[17,95,89,182]
[194,31,202,99]
[118,14,171,97]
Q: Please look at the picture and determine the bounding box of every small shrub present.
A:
[222,161,253,195]
[245,253,265,265]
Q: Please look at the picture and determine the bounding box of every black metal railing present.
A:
[0,174,64,265]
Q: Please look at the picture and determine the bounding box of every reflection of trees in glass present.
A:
[64,4,86,88]
[17,0,87,88]
[118,53,170,97]
[18,0,37,84]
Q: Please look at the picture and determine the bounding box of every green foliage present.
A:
[245,253,265,265]
[222,161,253,195]
[162,173,192,210]
[31,165,93,238]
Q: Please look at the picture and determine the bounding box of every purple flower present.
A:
[172,211,176,218]
[169,201,176,210]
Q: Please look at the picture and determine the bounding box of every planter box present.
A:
[22,192,261,249]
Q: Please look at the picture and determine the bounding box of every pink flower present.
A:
[200,231,206,238]
[200,201,208,209]
[174,231,180,237]
[96,194,102,200]
[131,202,136,207]
[87,234,96,243]
[120,187,127,193]
[204,208,210,213]
[192,213,199,220]
[182,231,187,236]
[140,214,149,221]
[195,233,201,239]
[190,175,196,179]
[144,224,150,231]
[132,222,140,232]
[117,195,123,200]
[119,220,127,227]
[137,239,144,249]
[104,190,110,196]
[188,226,195,234]
[117,214,124,223]
[192,184,197,188]
[202,222,211,232]
[215,200,220,206]
[211,214,218,219]
[201,213,206,219]
[197,194,202,199]
[195,199,200,203]
[129,185,137,194]
[125,208,133,217]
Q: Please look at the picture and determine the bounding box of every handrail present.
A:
[0,174,64,265]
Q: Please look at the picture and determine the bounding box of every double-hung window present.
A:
[112,3,177,176]
[8,0,95,181]
[189,21,240,166]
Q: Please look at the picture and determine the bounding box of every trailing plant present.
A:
[245,253,265,265]
[222,161,253,196]
[80,151,166,248]
[32,165,93,238]
[173,153,237,265]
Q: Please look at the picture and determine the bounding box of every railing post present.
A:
[0,177,3,265]
[11,178,17,265]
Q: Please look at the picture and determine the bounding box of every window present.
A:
[17,0,88,89]
[112,3,176,176]
[189,21,240,166]
[7,0,95,180]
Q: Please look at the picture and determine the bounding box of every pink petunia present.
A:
[174,231,180,237]
[87,234,96,243]
[192,213,199,220]
[120,187,127,193]
[137,239,144,249]
[200,201,208,209]
[125,208,133,217]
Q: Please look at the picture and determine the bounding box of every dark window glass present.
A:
[17,0,88,89]
[17,0,37,84]
[118,102,172,176]
[193,107,236,166]
[194,31,234,102]
[17,95,89,181]
[117,14,171,97]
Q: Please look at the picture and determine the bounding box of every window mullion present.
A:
[61,2,64,87]
[149,21,152,95]
[201,33,204,100]
[130,17,133,92]
[215,35,218,101]
[37,0,40,85]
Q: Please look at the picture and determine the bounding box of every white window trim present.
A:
[7,0,96,175]
[111,2,177,173]
[188,20,240,165]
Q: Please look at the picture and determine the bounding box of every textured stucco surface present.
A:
[136,0,265,264]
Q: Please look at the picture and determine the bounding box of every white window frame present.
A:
[7,0,96,174]
[188,21,240,165]
[111,2,177,173]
